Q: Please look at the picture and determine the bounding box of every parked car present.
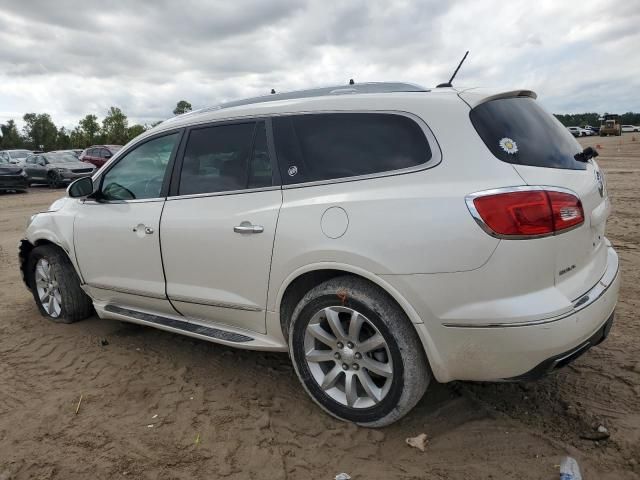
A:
[19,83,619,427]
[49,149,84,158]
[79,145,122,168]
[621,125,640,133]
[23,152,96,188]
[0,149,33,165]
[0,154,28,192]
[567,126,586,137]
[583,125,600,135]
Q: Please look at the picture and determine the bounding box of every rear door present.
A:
[160,120,281,334]
[467,95,609,300]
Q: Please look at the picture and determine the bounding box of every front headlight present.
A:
[55,167,69,172]
[26,214,37,229]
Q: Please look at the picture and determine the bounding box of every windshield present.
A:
[470,97,586,170]
[45,154,78,163]
[9,150,31,159]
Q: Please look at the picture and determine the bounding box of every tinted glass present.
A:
[470,97,586,170]
[179,122,258,195]
[101,133,178,200]
[248,122,273,189]
[273,113,431,184]
[45,154,77,163]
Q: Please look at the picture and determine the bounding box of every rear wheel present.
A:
[289,276,430,427]
[27,245,93,323]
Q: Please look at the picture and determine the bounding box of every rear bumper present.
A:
[405,246,619,382]
[506,310,614,381]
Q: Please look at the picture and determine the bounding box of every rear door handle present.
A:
[234,221,264,234]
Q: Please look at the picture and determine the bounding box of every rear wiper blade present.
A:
[574,146,599,163]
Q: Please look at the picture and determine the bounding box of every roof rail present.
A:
[204,82,429,112]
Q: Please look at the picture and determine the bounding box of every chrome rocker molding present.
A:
[465,185,584,240]
[169,294,262,312]
[442,249,618,329]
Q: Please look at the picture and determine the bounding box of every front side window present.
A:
[178,121,272,195]
[272,113,432,184]
[100,133,179,200]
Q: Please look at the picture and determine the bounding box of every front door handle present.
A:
[234,221,264,234]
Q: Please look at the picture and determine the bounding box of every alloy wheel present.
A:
[303,306,393,409]
[35,258,62,317]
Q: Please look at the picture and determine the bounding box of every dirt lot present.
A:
[0,134,638,479]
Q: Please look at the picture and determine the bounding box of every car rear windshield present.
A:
[470,97,586,170]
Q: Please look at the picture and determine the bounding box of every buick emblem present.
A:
[287,165,298,177]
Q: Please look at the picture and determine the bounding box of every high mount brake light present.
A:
[467,188,584,239]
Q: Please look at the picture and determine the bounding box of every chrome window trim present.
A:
[166,185,280,202]
[81,197,166,205]
[442,251,618,328]
[464,185,584,240]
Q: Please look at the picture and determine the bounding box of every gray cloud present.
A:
[0,0,638,129]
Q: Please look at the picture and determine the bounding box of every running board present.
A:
[105,305,253,343]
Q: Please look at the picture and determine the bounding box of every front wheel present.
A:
[47,171,62,188]
[27,245,93,323]
[289,276,430,427]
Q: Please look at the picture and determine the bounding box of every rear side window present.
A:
[272,113,431,184]
[178,121,273,195]
[470,97,586,170]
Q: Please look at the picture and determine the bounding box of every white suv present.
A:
[20,83,619,426]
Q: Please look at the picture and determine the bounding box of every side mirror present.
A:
[68,177,94,198]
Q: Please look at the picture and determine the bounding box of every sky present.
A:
[0,0,639,129]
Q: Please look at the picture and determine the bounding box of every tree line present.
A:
[0,100,192,151]
[554,112,640,127]
[2,101,638,151]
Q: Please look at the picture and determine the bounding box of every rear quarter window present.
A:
[273,112,432,184]
[470,97,586,170]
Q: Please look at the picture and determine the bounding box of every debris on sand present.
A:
[75,394,83,415]
[406,433,428,452]
[100,338,109,346]
[335,473,351,480]
[559,456,582,480]
[580,425,610,441]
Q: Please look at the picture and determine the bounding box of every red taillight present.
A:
[470,189,584,238]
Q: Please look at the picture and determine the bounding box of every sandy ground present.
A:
[0,134,638,479]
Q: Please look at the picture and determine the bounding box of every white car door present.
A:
[160,120,281,334]
[74,131,182,315]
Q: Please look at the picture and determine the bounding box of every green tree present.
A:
[173,100,192,115]
[127,124,147,141]
[22,113,58,150]
[69,126,85,148]
[0,120,23,148]
[79,114,100,146]
[102,107,129,144]
[56,127,72,149]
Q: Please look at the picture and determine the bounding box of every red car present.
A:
[79,145,122,169]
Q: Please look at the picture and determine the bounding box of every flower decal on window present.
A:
[499,137,518,154]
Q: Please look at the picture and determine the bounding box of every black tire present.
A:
[27,245,93,323]
[47,171,62,188]
[289,276,430,427]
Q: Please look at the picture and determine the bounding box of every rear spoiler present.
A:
[458,89,537,108]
